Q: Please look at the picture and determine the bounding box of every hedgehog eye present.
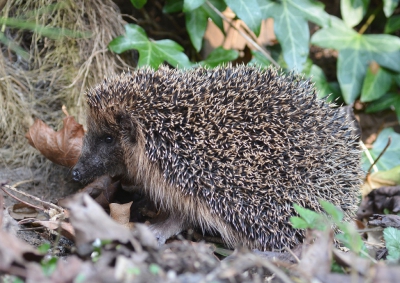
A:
[104,136,113,144]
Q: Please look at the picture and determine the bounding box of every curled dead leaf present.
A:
[25,115,84,167]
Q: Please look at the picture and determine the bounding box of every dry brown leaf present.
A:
[110,201,132,226]
[33,220,75,241]
[8,203,38,220]
[25,115,84,167]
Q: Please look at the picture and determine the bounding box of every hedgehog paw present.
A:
[149,214,186,246]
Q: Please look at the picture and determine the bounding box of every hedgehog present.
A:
[72,65,361,251]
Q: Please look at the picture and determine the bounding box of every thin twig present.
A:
[205,1,279,68]
[1,181,64,212]
[367,137,391,175]
[360,141,378,173]
[1,183,44,211]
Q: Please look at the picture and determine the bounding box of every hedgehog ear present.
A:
[116,112,137,144]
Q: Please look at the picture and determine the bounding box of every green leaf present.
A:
[41,257,58,276]
[308,64,341,101]
[149,263,161,275]
[37,243,51,254]
[185,7,208,52]
[384,227,400,261]
[292,204,327,230]
[108,24,192,69]
[259,0,329,70]
[312,17,400,104]
[361,64,393,102]
[183,0,205,11]
[361,128,400,171]
[319,200,344,223]
[199,47,238,67]
[203,0,226,32]
[130,0,147,9]
[290,216,309,229]
[385,15,400,34]
[248,50,272,68]
[163,0,183,13]
[340,0,370,28]
[383,0,400,18]
[336,222,364,253]
[366,92,400,122]
[225,0,262,36]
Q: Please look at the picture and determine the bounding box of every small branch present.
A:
[360,140,378,173]
[205,1,279,68]
[367,137,391,175]
[358,5,382,35]
[1,181,64,213]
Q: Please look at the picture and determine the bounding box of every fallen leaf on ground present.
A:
[110,201,133,228]
[357,186,400,220]
[25,115,84,167]
[33,220,75,240]
[369,214,400,229]
[8,203,38,220]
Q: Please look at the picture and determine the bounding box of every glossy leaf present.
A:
[308,63,341,101]
[203,0,226,32]
[361,127,400,171]
[385,15,400,34]
[383,0,400,17]
[361,63,393,102]
[163,0,183,13]
[108,24,192,68]
[340,0,370,28]
[199,47,238,67]
[185,7,208,52]
[312,16,400,104]
[130,0,147,9]
[183,0,204,11]
[366,92,400,122]
[225,0,262,36]
[259,0,329,70]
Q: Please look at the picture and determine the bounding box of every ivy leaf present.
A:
[259,0,329,70]
[163,0,183,13]
[185,7,208,51]
[366,92,400,124]
[361,127,400,171]
[225,0,262,36]
[183,0,204,12]
[186,0,226,52]
[203,0,226,32]
[108,24,192,69]
[199,47,238,67]
[384,227,400,261]
[130,0,147,9]
[361,63,393,102]
[248,50,272,68]
[307,63,341,101]
[312,16,400,104]
[340,0,370,28]
[383,0,400,17]
[385,15,400,34]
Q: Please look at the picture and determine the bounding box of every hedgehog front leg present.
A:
[148,212,187,245]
